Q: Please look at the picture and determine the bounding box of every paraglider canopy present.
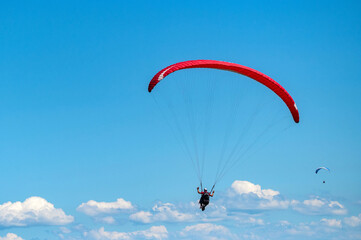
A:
[315,167,330,174]
[148,60,299,123]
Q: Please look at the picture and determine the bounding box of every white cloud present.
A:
[130,211,153,223]
[230,181,279,200]
[138,226,168,240]
[85,227,130,240]
[286,223,314,236]
[344,214,361,227]
[279,220,290,226]
[258,199,290,209]
[180,223,237,240]
[59,227,71,234]
[241,232,262,240]
[182,223,229,234]
[303,199,325,207]
[230,215,266,226]
[130,203,195,223]
[0,197,73,227]
[328,201,347,215]
[152,203,195,222]
[100,216,116,224]
[222,180,289,211]
[85,226,168,240]
[202,203,228,220]
[77,198,133,216]
[244,217,264,225]
[0,233,23,240]
[292,197,347,215]
[321,218,342,228]
[277,218,346,238]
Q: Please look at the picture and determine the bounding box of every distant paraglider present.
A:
[315,167,330,174]
[315,167,330,183]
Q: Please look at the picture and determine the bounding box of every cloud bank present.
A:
[10,180,357,240]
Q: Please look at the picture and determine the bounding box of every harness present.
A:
[201,192,210,201]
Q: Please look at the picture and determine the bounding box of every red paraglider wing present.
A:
[148,60,299,123]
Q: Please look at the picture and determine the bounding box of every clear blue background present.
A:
[0,0,360,238]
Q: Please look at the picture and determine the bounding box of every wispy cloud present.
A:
[344,213,361,227]
[179,223,237,240]
[130,202,196,223]
[285,222,315,236]
[240,217,265,225]
[84,226,168,240]
[129,211,153,223]
[0,197,73,227]
[292,197,347,215]
[320,218,342,228]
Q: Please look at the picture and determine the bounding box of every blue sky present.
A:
[0,0,361,239]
